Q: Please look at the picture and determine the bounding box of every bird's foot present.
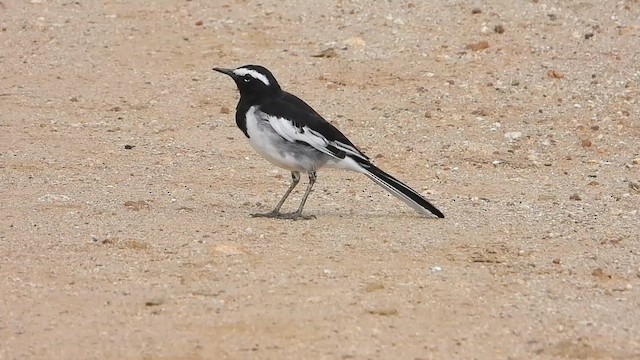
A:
[251,211,316,220]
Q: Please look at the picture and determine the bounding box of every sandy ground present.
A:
[1,0,639,359]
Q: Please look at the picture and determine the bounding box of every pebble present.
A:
[466,41,490,51]
[547,69,564,79]
[124,200,150,210]
[430,266,442,273]
[145,297,165,306]
[368,308,399,316]
[312,48,338,58]
[504,131,522,142]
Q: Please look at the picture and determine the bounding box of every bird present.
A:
[213,65,445,220]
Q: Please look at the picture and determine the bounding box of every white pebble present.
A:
[430,266,442,273]
[504,131,523,142]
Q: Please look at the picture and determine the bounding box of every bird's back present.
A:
[260,91,367,159]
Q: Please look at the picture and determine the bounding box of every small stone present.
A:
[632,158,640,165]
[588,181,600,186]
[581,139,592,148]
[124,200,150,211]
[471,7,482,14]
[124,144,135,150]
[368,308,398,316]
[547,69,564,79]
[584,32,594,40]
[195,20,203,26]
[592,267,606,278]
[471,109,489,116]
[480,26,491,34]
[429,266,442,273]
[220,105,230,114]
[465,41,490,51]
[312,48,338,58]
[494,24,505,34]
[504,131,523,142]
[145,297,165,306]
[569,193,582,201]
[552,258,561,264]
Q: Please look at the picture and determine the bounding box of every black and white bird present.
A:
[213,65,444,220]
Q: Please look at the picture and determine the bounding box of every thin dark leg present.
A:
[290,171,316,219]
[251,171,300,218]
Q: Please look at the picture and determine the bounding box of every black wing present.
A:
[259,91,369,161]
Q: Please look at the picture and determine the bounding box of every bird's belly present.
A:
[246,119,327,172]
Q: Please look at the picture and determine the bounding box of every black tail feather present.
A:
[361,163,445,218]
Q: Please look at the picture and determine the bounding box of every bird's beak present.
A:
[212,67,235,78]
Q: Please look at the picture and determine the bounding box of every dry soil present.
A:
[1,0,639,359]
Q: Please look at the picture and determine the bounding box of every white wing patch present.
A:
[233,68,270,86]
[263,113,368,161]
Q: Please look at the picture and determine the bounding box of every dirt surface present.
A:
[1,0,639,359]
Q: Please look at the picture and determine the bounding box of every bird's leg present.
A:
[286,171,317,220]
[251,171,300,218]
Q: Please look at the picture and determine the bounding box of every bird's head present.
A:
[213,65,281,98]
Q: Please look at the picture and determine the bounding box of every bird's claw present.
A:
[251,211,316,220]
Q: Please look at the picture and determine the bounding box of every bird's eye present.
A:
[243,77,251,83]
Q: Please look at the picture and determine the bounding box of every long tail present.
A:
[359,163,445,218]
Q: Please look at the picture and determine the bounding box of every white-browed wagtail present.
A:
[213,65,445,220]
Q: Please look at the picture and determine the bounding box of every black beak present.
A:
[212,67,235,78]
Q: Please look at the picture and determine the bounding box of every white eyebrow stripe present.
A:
[233,68,270,86]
